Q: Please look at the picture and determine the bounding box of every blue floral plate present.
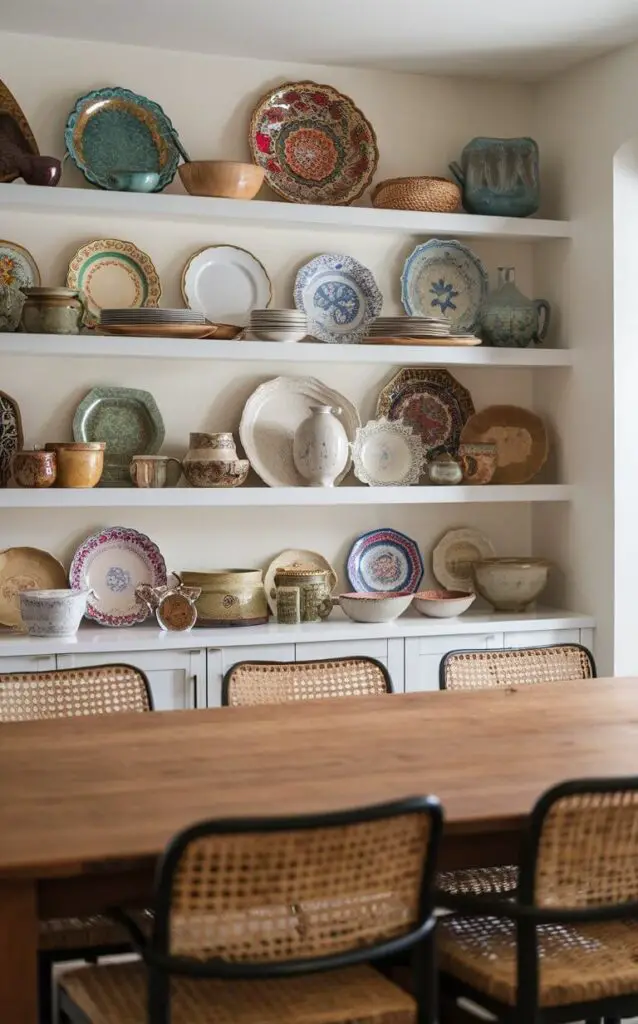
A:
[294,253,382,344]
[347,528,424,593]
[65,87,184,191]
[401,239,488,334]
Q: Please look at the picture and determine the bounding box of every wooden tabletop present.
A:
[1,677,637,878]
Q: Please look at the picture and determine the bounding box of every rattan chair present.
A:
[222,656,393,706]
[436,643,596,902]
[0,664,154,1022]
[437,776,638,1024]
[59,796,443,1024]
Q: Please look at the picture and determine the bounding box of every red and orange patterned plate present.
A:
[249,80,378,206]
[376,368,474,464]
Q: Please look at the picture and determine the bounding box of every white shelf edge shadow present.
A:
[0,485,573,508]
[1,334,575,366]
[0,183,573,241]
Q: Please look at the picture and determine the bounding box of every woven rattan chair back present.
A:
[0,663,153,721]
[440,643,596,692]
[223,656,392,706]
[154,797,441,967]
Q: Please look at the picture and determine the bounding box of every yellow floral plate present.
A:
[67,238,161,327]
[0,239,40,289]
[0,547,67,628]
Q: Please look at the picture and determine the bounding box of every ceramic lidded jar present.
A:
[21,287,85,335]
[480,267,550,348]
[274,566,333,623]
[292,405,349,487]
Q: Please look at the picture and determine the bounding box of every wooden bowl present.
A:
[178,161,265,199]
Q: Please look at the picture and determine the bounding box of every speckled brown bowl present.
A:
[12,449,57,488]
[182,458,249,488]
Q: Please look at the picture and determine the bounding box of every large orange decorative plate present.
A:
[249,80,378,206]
[0,79,39,183]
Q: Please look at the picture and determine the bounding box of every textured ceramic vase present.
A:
[449,137,540,217]
[292,405,349,487]
[480,267,550,348]
[0,284,26,332]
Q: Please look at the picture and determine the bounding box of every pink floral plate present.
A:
[69,526,167,627]
[249,80,378,206]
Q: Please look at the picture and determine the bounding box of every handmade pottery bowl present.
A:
[338,592,413,624]
[182,458,249,488]
[21,287,85,335]
[45,442,105,488]
[19,588,90,637]
[458,443,498,485]
[12,449,57,488]
[106,170,160,192]
[180,569,268,626]
[472,558,550,611]
[413,589,476,619]
[178,161,265,199]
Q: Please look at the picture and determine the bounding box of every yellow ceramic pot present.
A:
[180,569,268,626]
[45,442,105,488]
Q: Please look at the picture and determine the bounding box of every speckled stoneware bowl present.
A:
[413,589,476,619]
[472,558,550,611]
[338,592,413,624]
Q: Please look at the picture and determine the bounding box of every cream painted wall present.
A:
[0,32,540,592]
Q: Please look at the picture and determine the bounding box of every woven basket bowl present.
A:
[371,176,461,213]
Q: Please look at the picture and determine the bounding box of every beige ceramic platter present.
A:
[101,323,219,339]
[264,549,338,614]
[364,336,481,347]
[0,547,67,627]
[460,405,548,484]
[432,528,495,593]
[67,238,162,327]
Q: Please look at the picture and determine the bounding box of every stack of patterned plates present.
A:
[246,309,309,343]
[100,308,218,340]
[363,315,481,347]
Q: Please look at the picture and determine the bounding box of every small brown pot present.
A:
[12,449,57,488]
[45,442,105,488]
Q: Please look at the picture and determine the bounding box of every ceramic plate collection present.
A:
[351,417,427,487]
[0,78,39,183]
[264,549,338,614]
[0,547,67,627]
[73,386,166,486]
[0,390,23,488]
[377,368,475,464]
[249,80,378,206]
[294,253,382,344]
[401,239,488,334]
[64,87,182,191]
[460,405,549,484]
[181,245,272,325]
[67,238,162,326]
[432,528,496,593]
[0,239,40,289]
[239,376,360,487]
[69,526,167,627]
[347,528,424,593]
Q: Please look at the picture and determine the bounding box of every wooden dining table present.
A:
[2,676,638,1023]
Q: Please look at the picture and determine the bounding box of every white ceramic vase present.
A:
[292,405,349,487]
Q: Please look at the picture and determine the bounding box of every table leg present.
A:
[0,878,38,1024]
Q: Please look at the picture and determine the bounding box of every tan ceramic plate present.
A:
[102,323,220,339]
[264,549,338,614]
[460,405,548,484]
[0,547,67,628]
[364,335,481,347]
[432,528,495,593]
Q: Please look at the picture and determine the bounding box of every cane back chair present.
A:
[222,656,393,706]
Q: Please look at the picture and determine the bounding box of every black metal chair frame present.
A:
[438,642,597,690]
[222,655,394,705]
[60,796,443,1024]
[439,776,638,1024]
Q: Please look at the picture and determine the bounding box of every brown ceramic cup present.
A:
[45,442,105,488]
[12,449,57,488]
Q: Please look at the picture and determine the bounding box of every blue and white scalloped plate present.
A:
[401,239,488,334]
[347,528,424,593]
[294,253,382,344]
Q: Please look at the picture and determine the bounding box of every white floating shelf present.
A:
[2,334,574,366]
[0,183,572,241]
[0,486,572,508]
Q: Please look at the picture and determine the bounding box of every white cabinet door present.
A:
[56,650,206,711]
[503,629,581,649]
[0,655,57,675]
[207,644,296,707]
[405,632,503,693]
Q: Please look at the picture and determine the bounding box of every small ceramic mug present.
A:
[130,455,182,488]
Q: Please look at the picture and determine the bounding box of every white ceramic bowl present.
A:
[338,591,414,623]
[413,589,476,618]
[245,330,308,343]
[472,558,550,611]
[19,588,90,637]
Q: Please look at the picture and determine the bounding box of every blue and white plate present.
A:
[347,528,424,593]
[400,239,488,334]
[294,253,383,344]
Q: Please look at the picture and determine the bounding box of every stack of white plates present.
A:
[367,316,454,338]
[247,308,308,343]
[100,308,207,325]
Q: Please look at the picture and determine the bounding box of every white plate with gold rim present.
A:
[432,528,495,594]
[264,549,338,614]
[67,238,162,326]
[0,547,67,628]
[182,245,272,325]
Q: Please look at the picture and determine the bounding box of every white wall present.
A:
[0,32,540,591]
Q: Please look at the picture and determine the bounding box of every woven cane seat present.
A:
[223,657,391,706]
[439,914,638,1007]
[39,910,153,952]
[0,664,151,721]
[441,644,595,692]
[436,865,518,900]
[61,959,416,1024]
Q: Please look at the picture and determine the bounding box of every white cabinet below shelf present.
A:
[502,629,581,648]
[55,649,206,711]
[0,655,57,674]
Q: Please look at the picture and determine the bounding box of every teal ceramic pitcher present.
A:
[480,267,550,348]
[450,137,540,218]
